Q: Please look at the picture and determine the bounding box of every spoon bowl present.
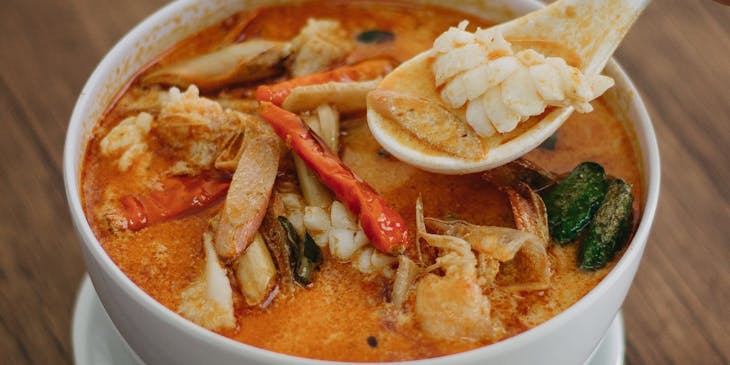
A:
[367,0,650,174]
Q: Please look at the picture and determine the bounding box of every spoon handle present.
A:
[495,0,650,74]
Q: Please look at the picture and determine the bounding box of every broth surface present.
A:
[81,1,643,361]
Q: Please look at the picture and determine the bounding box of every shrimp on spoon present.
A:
[367,0,650,174]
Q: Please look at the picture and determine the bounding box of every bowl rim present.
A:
[63,0,661,364]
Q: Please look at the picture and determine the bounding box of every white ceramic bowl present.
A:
[63,1,660,364]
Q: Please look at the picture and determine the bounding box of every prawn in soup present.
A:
[81,0,642,361]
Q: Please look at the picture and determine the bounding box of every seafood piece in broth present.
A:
[154,86,247,172]
[143,40,291,91]
[288,19,354,77]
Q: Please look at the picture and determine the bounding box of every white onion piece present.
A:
[330,228,365,261]
[303,206,331,247]
[352,247,375,274]
[331,200,358,230]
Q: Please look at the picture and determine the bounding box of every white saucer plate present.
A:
[72,275,624,365]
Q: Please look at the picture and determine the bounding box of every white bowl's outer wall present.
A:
[63,0,660,364]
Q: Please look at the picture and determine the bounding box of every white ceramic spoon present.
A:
[367,0,650,174]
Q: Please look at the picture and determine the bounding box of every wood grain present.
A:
[0,0,727,364]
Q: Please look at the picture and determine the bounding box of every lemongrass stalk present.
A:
[234,233,277,306]
[293,106,340,207]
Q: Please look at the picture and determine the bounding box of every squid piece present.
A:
[214,117,282,260]
[368,89,484,160]
[178,232,235,331]
[281,79,380,113]
[302,198,397,279]
[142,40,291,91]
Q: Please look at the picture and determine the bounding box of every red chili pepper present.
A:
[258,102,409,254]
[119,176,229,231]
[255,59,393,105]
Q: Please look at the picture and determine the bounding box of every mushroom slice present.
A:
[368,89,484,161]
[282,79,380,113]
[178,232,235,331]
[214,117,282,260]
[142,40,291,91]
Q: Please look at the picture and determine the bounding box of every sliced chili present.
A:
[119,176,229,231]
[259,102,409,254]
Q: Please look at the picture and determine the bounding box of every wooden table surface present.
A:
[1,0,728,364]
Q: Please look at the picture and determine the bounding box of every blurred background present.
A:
[0,0,727,363]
